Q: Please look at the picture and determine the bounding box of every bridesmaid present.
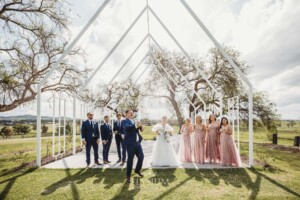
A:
[219,117,242,167]
[179,118,193,163]
[194,116,206,164]
[206,114,220,164]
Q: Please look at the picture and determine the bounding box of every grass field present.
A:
[0,122,299,199]
[0,142,299,200]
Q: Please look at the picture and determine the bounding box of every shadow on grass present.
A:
[41,167,126,199]
[111,181,139,200]
[249,168,300,199]
[0,167,37,200]
[184,167,300,200]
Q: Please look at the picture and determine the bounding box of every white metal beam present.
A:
[80,6,147,92]
[111,60,150,111]
[152,60,197,110]
[150,52,201,109]
[150,35,204,112]
[72,97,76,155]
[148,6,222,98]
[91,34,148,108]
[102,53,149,110]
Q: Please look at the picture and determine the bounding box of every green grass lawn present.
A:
[0,142,299,200]
[0,124,299,199]
[0,136,82,174]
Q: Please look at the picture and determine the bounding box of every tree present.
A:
[288,120,296,129]
[56,123,72,135]
[41,124,48,136]
[0,126,13,139]
[0,0,88,112]
[144,48,192,125]
[13,123,31,137]
[145,46,280,131]
[89,79,141,114]
[32,124,37,130]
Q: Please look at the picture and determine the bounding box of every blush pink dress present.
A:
[194,124,206,164]
[179,124,193,163]
[220,125,242,167]
[206,122,220,163]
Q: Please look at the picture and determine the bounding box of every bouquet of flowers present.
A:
[163,131,172,142]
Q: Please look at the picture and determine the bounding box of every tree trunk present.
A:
[168,89,183,132]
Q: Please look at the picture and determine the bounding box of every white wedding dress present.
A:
[150,123,180,167]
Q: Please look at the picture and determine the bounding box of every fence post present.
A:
[272,133,278,145]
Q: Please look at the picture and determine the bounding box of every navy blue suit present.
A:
[121,119,144,177]
[81,120,100,165]
[100,123,113,162]
[113,120,126,161]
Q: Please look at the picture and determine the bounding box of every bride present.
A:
[150,116,180,167]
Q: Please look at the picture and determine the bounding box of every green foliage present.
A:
[13,123,31,136]
[0,126,13,139]
[42,124,48,135]
[56,124,71,135]
[32,124,37,130]
[12,150,29,166]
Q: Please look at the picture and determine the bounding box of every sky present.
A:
[1,0,300,120]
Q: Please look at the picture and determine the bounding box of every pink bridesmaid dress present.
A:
[179,124,193,163]
[220,125,242,167]
[194,124,206,164]
[206,122,220,163]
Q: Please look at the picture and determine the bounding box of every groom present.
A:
[121,110,144,183]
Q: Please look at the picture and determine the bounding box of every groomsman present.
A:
[121,110,144,183]
[100,116,113,164]
[81,112,102,167]
[113,113,126,165]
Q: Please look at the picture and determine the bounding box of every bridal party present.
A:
[81,110,242,183]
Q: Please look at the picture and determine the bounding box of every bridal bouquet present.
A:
[163,131,172,142]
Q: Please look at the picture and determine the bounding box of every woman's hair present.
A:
[219,117,229,130]
[185,117,191,124]
[208,114,216,124]
[195,116,202,124]
[162,116,167,120]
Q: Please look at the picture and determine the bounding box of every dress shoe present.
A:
[116,159,121,163]
[107,160,111,163]
[120,161,126,166]
[86,164,90,168]
[134,171,144,177]
[126,177,131,183]
[103,161,108,164]
[95,161,102,165]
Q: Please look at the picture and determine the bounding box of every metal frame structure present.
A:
[36,0,253,167]
[50,95,67,158]
[228,96,240,153]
